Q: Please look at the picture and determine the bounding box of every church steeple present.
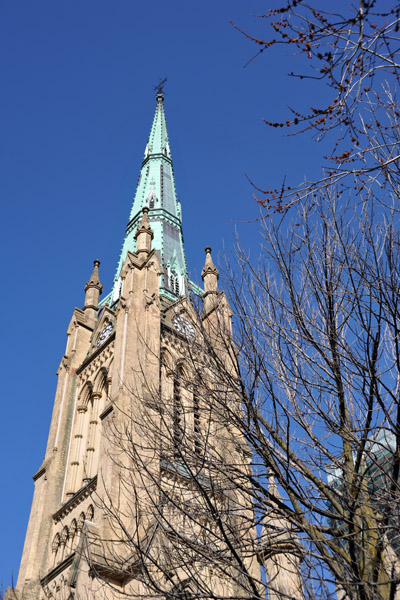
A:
[10,87,290,600]
[110,91,188,304]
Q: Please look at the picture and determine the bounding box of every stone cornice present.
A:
[53,476,97,523]
[40,553,75,586]
[76,333,115,375]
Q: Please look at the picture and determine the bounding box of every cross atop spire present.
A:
[154,76,167,97]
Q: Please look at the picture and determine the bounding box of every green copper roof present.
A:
[107,92,188,304]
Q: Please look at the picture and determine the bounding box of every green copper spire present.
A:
[109,92,188,304]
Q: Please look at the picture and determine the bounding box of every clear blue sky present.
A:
[0,0,327,586]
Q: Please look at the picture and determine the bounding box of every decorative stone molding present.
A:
[40,553,75,588]
[99,403,113,421]
[77,337,115,376]
[53,476,97,524]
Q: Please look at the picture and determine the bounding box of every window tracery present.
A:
[77,512,85,533]
[65,360,111,498]
[173,367,184,457]
[52,533,60,566]
[87,504,94,521]
[193,390,201,456]
[60,526,69,562]
[69,519,78,551]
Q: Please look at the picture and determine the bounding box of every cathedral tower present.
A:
[9,92,302,600]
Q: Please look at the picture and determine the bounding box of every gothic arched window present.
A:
[193,391,201,456]
[77,512,85,533]
[52,533,60,566]
[87,504,94,521]
[70,519,78,550]
[173,368,184,457]
[60,526,69,561]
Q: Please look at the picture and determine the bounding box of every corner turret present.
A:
[135,207,153,257]
[83,260,102,326]
[202,246,219,293]
[202,246,219,315]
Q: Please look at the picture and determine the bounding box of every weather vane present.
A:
[154,76,167,95]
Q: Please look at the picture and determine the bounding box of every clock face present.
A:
[172,315,195,340]
[96,323,113,348]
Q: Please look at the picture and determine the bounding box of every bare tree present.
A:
[231,1,400,214]
[223,194,400,600]
[80,194,400,600]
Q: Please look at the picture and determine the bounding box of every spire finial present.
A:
[85,260,102,292]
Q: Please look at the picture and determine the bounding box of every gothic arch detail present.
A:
[93,366,109,395]
[64,355,114,497]
[77,512,85,532]
[51,533,60,567]
[60,526,69,562]
[80,381,93,409]
[69,519,78,551]
[173,365,185,456]
[87,504,94,521]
